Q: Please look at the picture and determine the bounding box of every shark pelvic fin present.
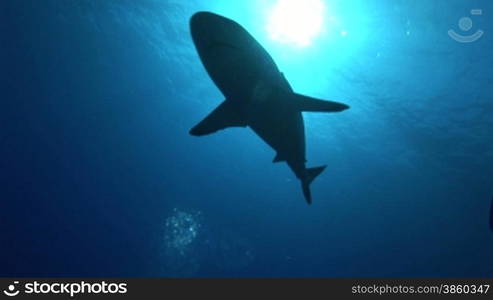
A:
[301,165,327,205]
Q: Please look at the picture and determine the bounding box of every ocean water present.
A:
[1,0,492,277]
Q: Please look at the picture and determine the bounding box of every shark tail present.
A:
[301,165,327,205]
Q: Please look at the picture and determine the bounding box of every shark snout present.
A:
[190,11,224,33]
[190,13,207,40]
[190,12,209,28]
[190,12,222,47]
[190,11,238,46]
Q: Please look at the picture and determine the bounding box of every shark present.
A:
[188,11,350,204]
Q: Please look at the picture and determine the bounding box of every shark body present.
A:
[189,12,350,204]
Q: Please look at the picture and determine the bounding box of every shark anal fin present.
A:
[288,92,350,113]
[190,100,247,136]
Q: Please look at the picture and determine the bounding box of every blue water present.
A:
[1,0,492,277]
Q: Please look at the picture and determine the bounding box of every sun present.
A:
[266,0,326,47]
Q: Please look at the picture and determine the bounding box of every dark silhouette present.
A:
[189,12,350,204]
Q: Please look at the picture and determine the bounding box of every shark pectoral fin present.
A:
[272,153,285,163]
[288,92,350,113]
[190,100,247,136]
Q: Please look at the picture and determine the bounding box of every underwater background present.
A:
[1,0,492,277]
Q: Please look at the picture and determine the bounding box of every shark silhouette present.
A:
[189,12,350,204]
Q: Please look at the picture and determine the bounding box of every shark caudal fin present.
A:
[301,165,327,205]
[287,92,350,113]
